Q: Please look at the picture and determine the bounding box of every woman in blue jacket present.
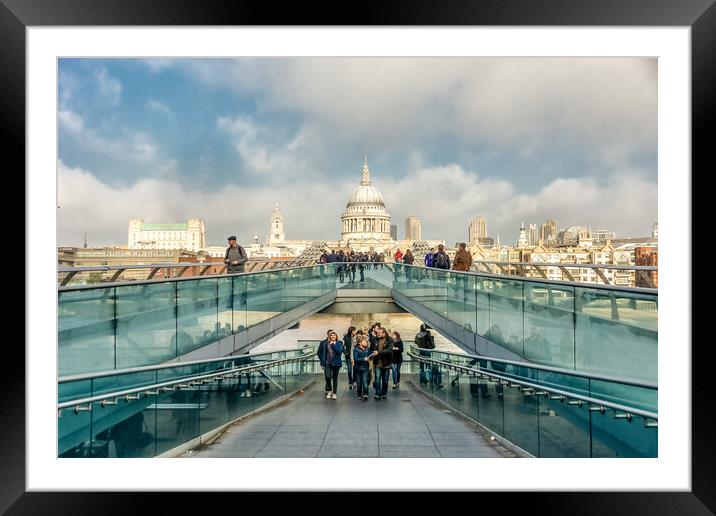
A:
[317,329,344,400]
[352,334,372,401]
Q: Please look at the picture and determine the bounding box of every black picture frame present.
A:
[7,0,707,512]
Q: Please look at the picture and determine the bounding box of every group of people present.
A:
[392,243,474,283]
[318,249,385,283]
[316,323,404,401]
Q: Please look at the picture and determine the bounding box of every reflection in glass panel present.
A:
[246,273,270,328]
[488,279,524,355]
[575,288,657,382]
[58,408,93,458]
[523,282,575,369]
[591,410,657,458]
[91,399,156,458]
[446,271,471,330]
[537,397,590,457]
[217,277,234,340]
[232,275,247,334]
[502,385,539,456]
[59,288,116,376]
[177,278,219,355]
[116,282,177,369]
[474,277,491,337]
[154,389,200,456]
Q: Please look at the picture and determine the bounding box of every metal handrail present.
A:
[471,260,657,271]
[57,262,333,291]
[58,261,658,295]
[405,344,657,389]
[57,259,317,273]
[58,351,314,412]
[59,344,316,383]
[408,351,658,423]
[395,263,658,295]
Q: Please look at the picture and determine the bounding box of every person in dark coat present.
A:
[316,329,343,400]
[391,331,404,388]
[224,236,248,273]
[343,326,356,389]
[369,326,394,400]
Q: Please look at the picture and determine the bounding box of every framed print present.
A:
[9,0,709,512]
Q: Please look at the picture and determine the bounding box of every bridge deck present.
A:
[185,380,514,458]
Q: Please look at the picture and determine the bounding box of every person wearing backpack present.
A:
[415,323,443,389]
[225,236,249,307]
[433,244,451,270]
[225,236,248,273]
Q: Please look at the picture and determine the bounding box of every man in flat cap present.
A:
[224,236,248,274]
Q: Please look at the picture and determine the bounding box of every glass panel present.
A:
[591,411,658,458]
[575,288,658,382]
[154,388,200,456]
[58,288,116,376]
[246,273,270,328]
[177,278,219,355]
[537,396,591,457]
[232,275,247,334]
[488,278,524,355]
[502,383,539,456]
[58,379,93,457]
[91,397,157,458]
[523,282,575,369]
[474,277,491,337]
[92,370,158,397]
[217,276,234,339]
[116,282,177,369]
[589,379,657,414]
[447,272,476,332]
[265,270,285,313]
[58,407,93,457]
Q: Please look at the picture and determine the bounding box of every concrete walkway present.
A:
[185,380,514,458]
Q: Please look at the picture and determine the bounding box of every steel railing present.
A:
[407,345,657,426]
[469,260,657,288]
[58,345,317,414]
[57,258,322,286]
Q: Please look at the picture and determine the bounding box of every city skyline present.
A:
[58,58,657,246]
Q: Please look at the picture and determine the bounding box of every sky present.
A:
[57,58,657,247]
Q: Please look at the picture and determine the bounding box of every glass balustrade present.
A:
[393,264,657,383]
[58,261,657,458]
[407,346,657,458]
[58,348,317,458]
[59,266,336,376]
[60,262,656,384]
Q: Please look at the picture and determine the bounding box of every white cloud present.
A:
[58,160,353,247]
[216,115,322,182]
[59,109,160,164]
[145,99,173,117]
[168,58,655,166]
[95,68,122,106]
[58,160,657,248]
